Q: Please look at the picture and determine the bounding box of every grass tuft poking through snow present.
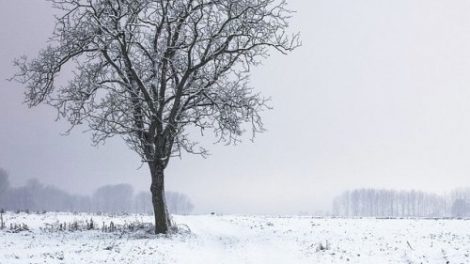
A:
[0,212,469,263]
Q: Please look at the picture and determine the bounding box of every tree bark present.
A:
[150,163,171,234]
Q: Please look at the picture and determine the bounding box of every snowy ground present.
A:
[0,212,469,264]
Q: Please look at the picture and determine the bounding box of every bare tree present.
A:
[12,0,299,233]
[133,191,194,215]
[332,188,451,218]
[451,199,470,217]
[167,191,194,214]
[0,169,9,209]
[92,184,134,213]
[133,191,153,214]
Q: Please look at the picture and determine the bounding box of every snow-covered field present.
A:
[0,212,469,264]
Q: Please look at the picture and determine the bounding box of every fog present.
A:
[2,0,470,215]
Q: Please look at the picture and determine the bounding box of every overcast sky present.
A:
[2,0,470,214]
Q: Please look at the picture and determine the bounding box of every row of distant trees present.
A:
[0,168,193,215]
[332,188,470,218]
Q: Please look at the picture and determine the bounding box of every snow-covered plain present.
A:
[0,212,469,264]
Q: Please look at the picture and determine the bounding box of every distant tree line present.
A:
[0,168,193,214]
[449,188,470,217]
[332,188,470,218]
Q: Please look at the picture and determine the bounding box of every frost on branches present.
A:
[13,0,299,234]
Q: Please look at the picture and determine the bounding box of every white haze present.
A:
[2,0,470,214]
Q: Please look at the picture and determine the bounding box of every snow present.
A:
[1,212,470,263]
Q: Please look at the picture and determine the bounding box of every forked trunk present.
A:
[150,163,171,234]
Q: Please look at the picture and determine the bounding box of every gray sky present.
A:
[2,0,470,214]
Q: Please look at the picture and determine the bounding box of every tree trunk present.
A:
[150,163,171,234]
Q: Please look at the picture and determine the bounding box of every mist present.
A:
[2,0,470,215]
[0,169,194,215]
